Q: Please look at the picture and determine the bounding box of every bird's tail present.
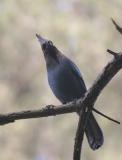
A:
[84,113,104,150]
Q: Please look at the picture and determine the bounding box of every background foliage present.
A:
[0,0,122,160]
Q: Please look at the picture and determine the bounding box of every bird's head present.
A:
[36,34,59,65]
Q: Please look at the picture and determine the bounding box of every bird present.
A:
[36,34,104,150]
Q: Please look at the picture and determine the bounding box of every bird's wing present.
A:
[68,60,87,91]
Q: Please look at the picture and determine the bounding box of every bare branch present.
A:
[107,49,120,58]
[73,107,87,160]
[0,104,79,125]
[73,51,122,160]
[0,99,120,126]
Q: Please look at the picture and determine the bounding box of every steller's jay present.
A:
[36,34,103,150]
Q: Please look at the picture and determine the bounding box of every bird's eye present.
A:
[48,41,53,46]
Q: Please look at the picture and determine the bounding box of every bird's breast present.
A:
[47,65,85,103]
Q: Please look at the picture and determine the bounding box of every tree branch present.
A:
[0,99,119,125]
[73,50,122,160]
[73,106,87,160]
[0,104,79,125]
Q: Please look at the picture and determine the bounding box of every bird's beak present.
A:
[36,34,47,45]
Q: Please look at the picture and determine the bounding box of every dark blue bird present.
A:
[36,34,103,150]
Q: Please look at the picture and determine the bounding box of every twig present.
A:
[107,49,120,58]
[93,108,120,124]
[111,18,122,34]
